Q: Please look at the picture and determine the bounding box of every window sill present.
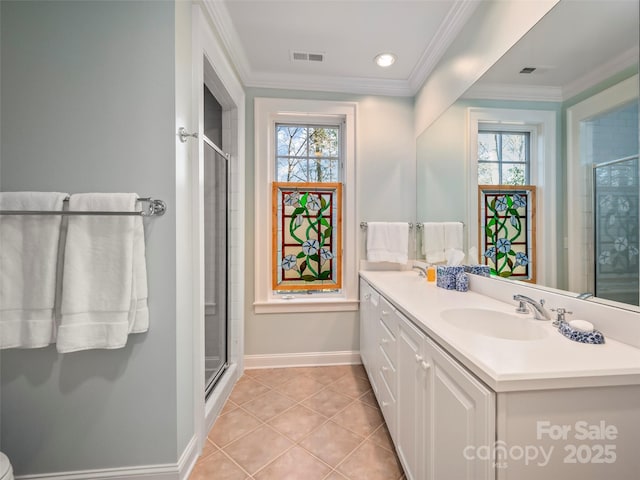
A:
[253,298,359,314]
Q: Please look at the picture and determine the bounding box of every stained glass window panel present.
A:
[479,185,536,282]
[273,182,342,291]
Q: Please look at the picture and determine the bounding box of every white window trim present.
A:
[467,107,557,287]
[254,98,358,313]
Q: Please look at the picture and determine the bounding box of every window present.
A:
[478,129,530,185]
[254,98,357,313]
[467,108,557,286]
[276,124,340,182]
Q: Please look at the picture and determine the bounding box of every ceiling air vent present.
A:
[519,67,537,74]
[291,51,324,63]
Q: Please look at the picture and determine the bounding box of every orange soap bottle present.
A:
[426,265,436,282]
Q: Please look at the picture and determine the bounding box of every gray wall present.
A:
[244,88,415,356]
[1,1,182,474]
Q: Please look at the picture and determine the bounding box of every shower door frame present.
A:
[203,134,230,397]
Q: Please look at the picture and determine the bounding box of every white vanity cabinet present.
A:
[360,279,495,480]
[359,279,400,438]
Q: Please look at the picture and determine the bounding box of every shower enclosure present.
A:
[204,86,228,396]
[588,101,639,306]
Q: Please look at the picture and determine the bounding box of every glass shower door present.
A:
[587,99,640,306]
[593,155,639,306]
[204,137,228,396]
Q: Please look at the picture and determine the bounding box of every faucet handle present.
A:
[551,307,572,325]
[515,300,529,314]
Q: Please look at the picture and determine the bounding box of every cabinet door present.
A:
[359,280,380,393]
[425,337,495,480]
[396,316,427,480]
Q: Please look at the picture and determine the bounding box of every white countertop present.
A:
[360,270,640,392]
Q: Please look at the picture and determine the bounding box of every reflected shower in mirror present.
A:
[416,0,639,309]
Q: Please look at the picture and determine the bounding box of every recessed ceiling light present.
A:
[374,53,396,68]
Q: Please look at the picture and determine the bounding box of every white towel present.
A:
[57,193,149,353]
[422,222,445,263]
[444,222,464,251]
[366,222,409,264]
[0,191,68,348]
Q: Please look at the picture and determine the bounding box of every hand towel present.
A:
[57,193,149,353]
[423,222,445,263]
[366,222,409,264]
[0,191,68,348]
[443,221,464,250]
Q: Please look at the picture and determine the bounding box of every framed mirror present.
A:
[416,0,639,310]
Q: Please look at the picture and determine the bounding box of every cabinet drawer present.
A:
[379,297,397,331]
[377,368,397,439]
[378,317,397,363]
[379,346,397,390]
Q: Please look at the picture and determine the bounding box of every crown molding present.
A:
[562,46,640,102]
[408,0,481,95]
[244,71,413,97]
[462,83,564,102]
[201,0,252,83]
[462,46,640,103]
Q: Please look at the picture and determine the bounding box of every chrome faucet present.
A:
[412,264,427,278]
[513,294,551,320]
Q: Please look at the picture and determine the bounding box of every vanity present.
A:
[359,270,640,480]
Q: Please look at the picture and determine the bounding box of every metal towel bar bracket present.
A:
[0,198,167,217]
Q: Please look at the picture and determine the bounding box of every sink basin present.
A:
[440,308,548,341]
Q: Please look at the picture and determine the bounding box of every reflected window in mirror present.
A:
[478,129,530,185]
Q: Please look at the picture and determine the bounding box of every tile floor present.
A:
[190,365,406,480]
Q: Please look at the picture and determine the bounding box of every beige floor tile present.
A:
[299,421,363,467]
[304,366,350,385]
[224,425,294,475]
[268,404,328,442]
[221,399,239,416]
[200,439,218,459]
[245,368,296,387]
[368,424,395,452]
[323,471,349,480]
[358,389,379,408]
[189,450,248,480]
[229,377,271,405]
[302,388,354,418]
[253,446,331,480]
[275,375,327,401]
[242,389,297,422]
[332,400,384,437]
[337,440,403,480]
[348,364,368,379]
[208,408,262,447]
[327,374,372,399]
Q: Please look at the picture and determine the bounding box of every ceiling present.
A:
[207,0,479,96]
[207,0,639,99]
[466,0,639,101]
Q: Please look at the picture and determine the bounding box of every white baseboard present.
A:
[16,436,199,480]
[244,350,361,369]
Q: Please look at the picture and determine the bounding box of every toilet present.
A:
[0,452,13,480]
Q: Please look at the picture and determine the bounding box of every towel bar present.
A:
[0,198,166,217]
[360,222,414,230]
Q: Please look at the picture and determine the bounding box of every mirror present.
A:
[416,0,640,309]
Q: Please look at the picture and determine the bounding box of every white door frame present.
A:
[566,75,639,293]
[190,3,246,458]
